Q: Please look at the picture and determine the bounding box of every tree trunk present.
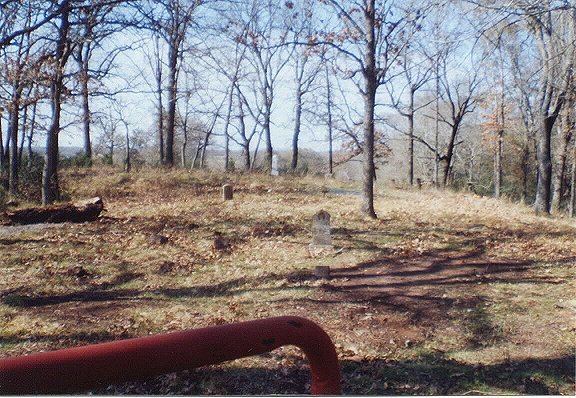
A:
[80,67,92,164]
[551,113,572,213]
[242,142,251,171]
[361,0,377,219]
[154,34,164,165]
[325,66,334,175]
[157,103,164,164]
[43,84,62,204]
[43,1,70,205]
[223,83,235,172]
[180,143,186,168]
[165,39,179,167]
[443,124,459,187]
[291,89,303,171]
[534,114,555,215]
[494,129,503,198]
[570,143,575,217]
[18,102,28,165]
[252,128,263,170]
[263,109,273,172]
[237,97,251,171]
[124,124,130,173]
[200,131,211,168]
[362,89,377,219]
[78,33,93,165]
[191,142,201,169]
[521,133,531,204]
[434,61,440,188]
[8,92,21,196]
[494,51,505,199]
[0,108,4,174]
[407,90,415,186]
[180,128,187,168]
[26,101,37,164]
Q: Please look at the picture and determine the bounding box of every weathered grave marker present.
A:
[222,184,233,200]
[271,154,279,176]
[311,210,332,247]
[309,210,333,262]
[314,265,331,279]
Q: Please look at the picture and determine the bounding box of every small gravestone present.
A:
[150,234,169,245]
[309,211,333,258]
[311,210,331,246]
[271,154,279,176]
[314,265,331,279]
[222,184,233,200]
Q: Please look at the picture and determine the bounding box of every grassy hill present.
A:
[0,167,574,394]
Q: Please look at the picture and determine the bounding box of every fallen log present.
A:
[6,197,104,225]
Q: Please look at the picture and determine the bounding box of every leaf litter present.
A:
[0,167,574,395]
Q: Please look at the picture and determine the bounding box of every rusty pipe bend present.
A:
[0,315,341,395]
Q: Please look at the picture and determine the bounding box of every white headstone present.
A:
[271,154,279,176]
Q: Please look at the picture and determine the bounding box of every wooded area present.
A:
[0,0,574,218]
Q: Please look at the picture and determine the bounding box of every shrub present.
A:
[60,152,92,168]
[17,153,44,203]
[0,185,7,211]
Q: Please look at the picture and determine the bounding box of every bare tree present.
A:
[507,30,539,204]
[234,0,294,172]
[95,107,123,165]
[199,16,250,171]
[144,31,166,164]
[415,53,481,188]
[529,3,575,215]
[3,30,30,196]
[289,0,322,172]
[551,92,575,213]
[0,1,69,48]
[324,62,335,175]
[0,1,48,196]
[138,0,202,167]
[570,141,576,217]
[42,0,74,204]
[437,62,481,186]
[385,36,433,186]
[232,82,262,170]
[73,2,128,164]
[469,0,576,213]
[315,0,425,218]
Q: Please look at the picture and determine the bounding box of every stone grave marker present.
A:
[314,265,331,279]
[311,210,332,247]
[222,184,233,200]
[271,154,279,176]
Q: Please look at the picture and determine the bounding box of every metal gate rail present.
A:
[0,316,341,394]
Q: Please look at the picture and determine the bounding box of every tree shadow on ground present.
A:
[1,240,564,314]
[89,353,575,395]
[0,331,134,347]
[2,238,573,395]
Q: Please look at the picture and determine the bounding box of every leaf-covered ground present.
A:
[1,167,574,395]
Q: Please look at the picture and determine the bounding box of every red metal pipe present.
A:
[0,316,340,395]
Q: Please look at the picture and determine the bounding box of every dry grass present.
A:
[0,166,574,395]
